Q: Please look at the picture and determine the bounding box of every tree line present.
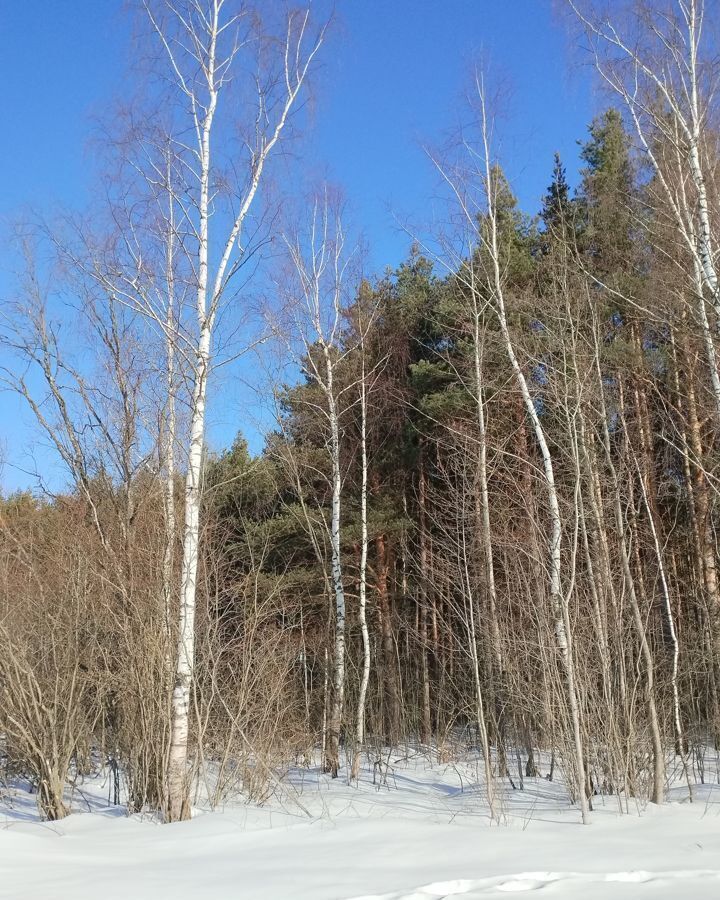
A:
[1,0,719,825]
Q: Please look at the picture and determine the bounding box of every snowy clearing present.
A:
[2,753,720,899]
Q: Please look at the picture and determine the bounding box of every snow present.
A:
[2,752,720,899]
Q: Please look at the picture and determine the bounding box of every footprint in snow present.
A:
[349,868,720,899]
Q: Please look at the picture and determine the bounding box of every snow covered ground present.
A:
[2,751,720,899]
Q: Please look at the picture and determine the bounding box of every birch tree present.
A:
[81,0,328,819]
[568,0,719,782]
[280,195,356,777]
[568,0,720,424]
[425,75,590,822]
[351,318,371,781]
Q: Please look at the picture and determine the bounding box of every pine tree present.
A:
[541,152,572,235]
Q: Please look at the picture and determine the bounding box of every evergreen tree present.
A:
[541,152,572,235]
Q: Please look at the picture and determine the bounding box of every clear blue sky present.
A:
[0,1,597,493]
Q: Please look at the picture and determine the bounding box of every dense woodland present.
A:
[2,0,720,826]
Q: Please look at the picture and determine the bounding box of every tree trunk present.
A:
[417,451,432,747]
[324,352,346,778]
[352,364,371,780]
[376,530,400,744]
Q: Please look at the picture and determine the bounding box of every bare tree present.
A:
[144,0,327,821]
[278,194,357,777]
[352,321,371,780]
[55,0,329,820]
[423,73,590,822]
[568,0,720,423]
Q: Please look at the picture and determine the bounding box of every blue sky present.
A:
[0,1,597,493]
[311,1,595,267]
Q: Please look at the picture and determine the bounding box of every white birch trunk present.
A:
[685,1,720,321]
[167,326,210,820]
[155,3,323,819]
[352,356,371,780]
[470,289,502,674]
[161,159,178,642]
[166,0,216,813]
[479,110,588,822]
[325,348,346,777]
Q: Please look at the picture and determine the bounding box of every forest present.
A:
[1,1,720,859]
